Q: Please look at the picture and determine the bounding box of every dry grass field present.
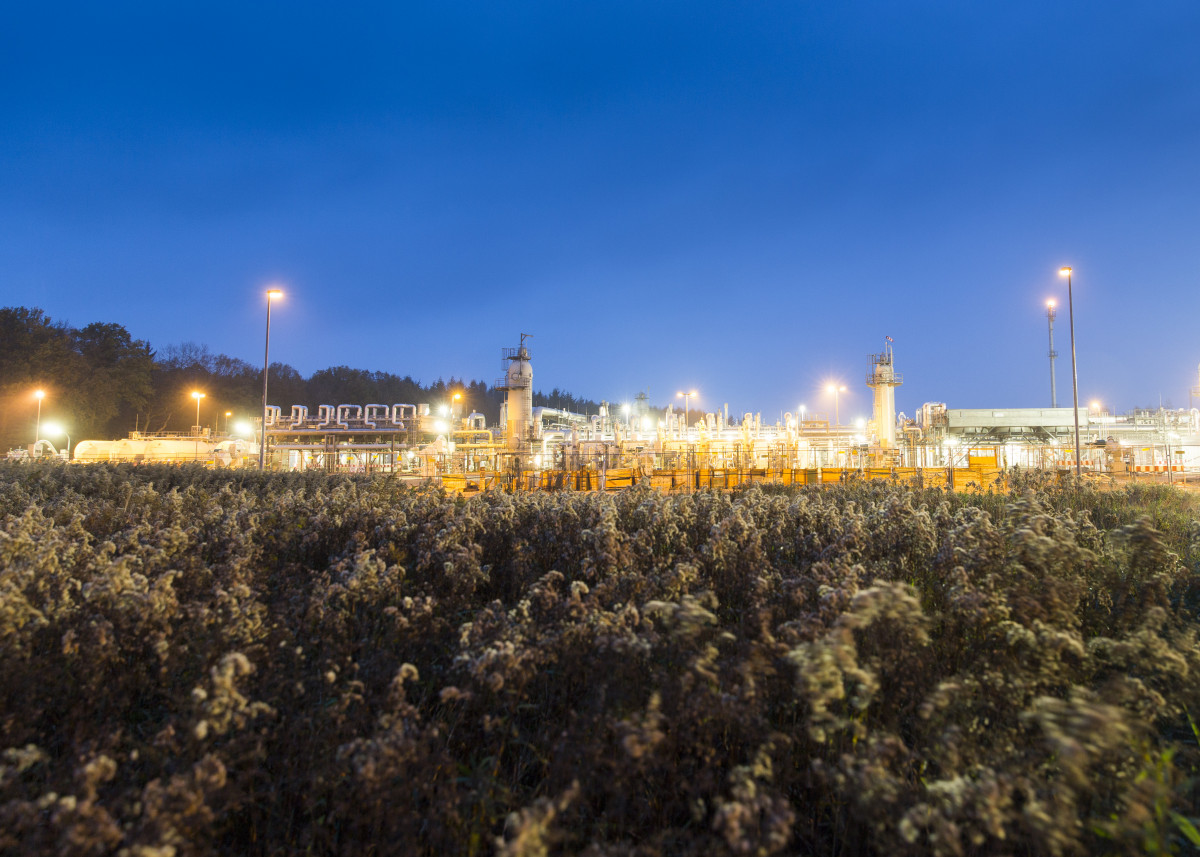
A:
[1,463,1198,856]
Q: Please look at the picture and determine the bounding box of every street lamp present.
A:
[42,422,70,460]
[192,391,206,463]
[191,391,206,431]
[826,384,846,430]
[676,390,697,437]
[225,411,232,434]
[1046,300,1058,407]
[33,389,45,445]
[1059,266,1081,478]
[260,288,283,471]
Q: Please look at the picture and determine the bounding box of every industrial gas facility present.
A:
[55,333,1200,492]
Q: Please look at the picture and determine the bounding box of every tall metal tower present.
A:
[1046,300,1058,408]
[497,333,534,464]
[866,337,903,448]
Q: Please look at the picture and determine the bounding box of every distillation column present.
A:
[867,338,903,449]
[499,334,534,467]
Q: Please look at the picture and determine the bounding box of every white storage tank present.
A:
[145,438,217,463]
[73,440,116,463]
[110,437,151,461]
[211,439,250,467]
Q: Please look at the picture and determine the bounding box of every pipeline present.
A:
[392,404,417,426]
[452,428,494,444]
[364,404,391,429]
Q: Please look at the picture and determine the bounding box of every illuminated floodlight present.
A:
[434,420,448,433]
[43,420,69,451]
[855,417,865,428]
[1047,299,1056,308]
[642,417,652,431]
[40,421,70,457]
[1059,267,1072,277]
[621,403,631,415]
[944,436,960,447]
[233,421,254,436]
[534,454,543,468]
[439,405,449,416]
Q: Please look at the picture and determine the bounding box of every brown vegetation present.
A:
[1,464,1198,855]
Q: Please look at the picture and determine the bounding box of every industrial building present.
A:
[59,336,1200,489]
[248,335,1200,488]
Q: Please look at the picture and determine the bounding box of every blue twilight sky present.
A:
[3,1,1199,422]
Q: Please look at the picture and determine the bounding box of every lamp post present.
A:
[260,288,283,471]
[192,391,205,461]
[33,389,45,445]
[191,391,205,432]
[225,411,232,435]
[1059,267,1081,479]
[676,390,697,438]
[826,384,846,430]
[1046,300,1058,408]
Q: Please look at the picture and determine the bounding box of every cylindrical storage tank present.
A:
[144,438,217,463]
[211,439,250,467]
[111,437,151,461]
[73,440,116,462]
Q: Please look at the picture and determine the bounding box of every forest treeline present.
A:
[0,307,602,451]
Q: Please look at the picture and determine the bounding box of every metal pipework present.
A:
[451,428,494,444]
[364,404,391,428]
[392,404,417,426]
